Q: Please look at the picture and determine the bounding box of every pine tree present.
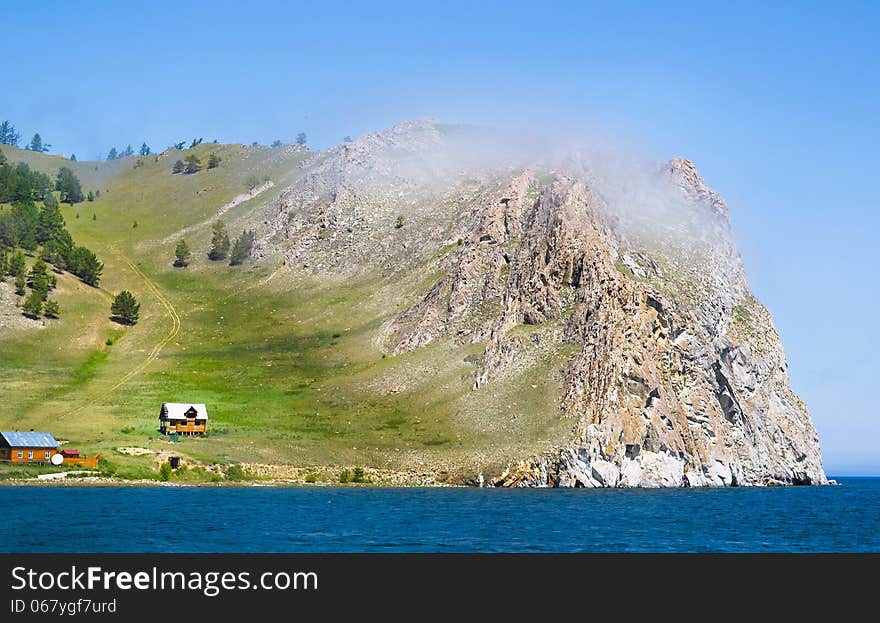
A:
[174,240,191,267]
[271,140,282,148]
[92,213,96,221]
[22,289,43,318]
[68,246,103,286]
[0,120,20,146]
[207,154,221,169]
[28,134,47,152]
[55,167,84,203]
[208,221,230,260]
[87,191,94,202]
[296,132,307,146]
[29,258,49,297]
[111,290,140,325]
[37,202,66,244]
[107,147,119,161]
[229,230,256,266]
[10,251,26,276]
[43,299,60,318]
[172,160,184,174]
[183,154,201,174]
[14,272,26,295]
[139,143,151,156]
[70,154,77,161]
[122,144,134,157]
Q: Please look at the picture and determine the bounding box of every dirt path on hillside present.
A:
[159,180,275,245]
[61,248,181,418]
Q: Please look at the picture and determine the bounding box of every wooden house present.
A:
[0,431,59,463]
[159,403,208,435]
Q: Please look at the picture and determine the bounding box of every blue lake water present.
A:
[1,477,877,552]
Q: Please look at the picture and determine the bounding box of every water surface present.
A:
[1,477,876,552]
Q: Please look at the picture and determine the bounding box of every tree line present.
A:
[172,153,221,175]
[0,152,103,294]
[173,221,255,268]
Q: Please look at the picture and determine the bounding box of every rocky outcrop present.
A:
[258,120,827,487]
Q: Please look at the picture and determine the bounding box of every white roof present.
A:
[160,403,208,420]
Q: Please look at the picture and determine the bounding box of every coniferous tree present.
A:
[172,160,184,174]
[139,143,151,156]
[208,221,230,260]
[0,248,7,281]
[122,144,134,157]
[174,240,191,267]
[107,147,119,161]
[14,272,26,295]
[183,154,201,174]
[28,134,48,152]
[111,290,140,325]
[55,167,84,203]
[87,191,94,201]
[207,153,221,169]
[229,230,256,266]
[43,299,60,318]
[28,258,50,297]
[70,154,76,161]
[22,289,43,318]
[0,121,20,146]
[10,251,26,278]
[189,138,203,148]
[0,150,6,165]
[38,201,66,245]
[296,132,307,146]
[271,140,282,148]
[173,141,186,150]
[68,246,103,286]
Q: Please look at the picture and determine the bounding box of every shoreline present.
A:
[0,476,841,488]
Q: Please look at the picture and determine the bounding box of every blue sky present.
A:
[2,1,877,474]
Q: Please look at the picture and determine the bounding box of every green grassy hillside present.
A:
[0,145,571,482]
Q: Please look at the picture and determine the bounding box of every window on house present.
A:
[17,450,23,458]
[27,451,33,459]
[45,451,51,459]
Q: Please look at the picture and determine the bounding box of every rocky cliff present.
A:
[257,120,826,487]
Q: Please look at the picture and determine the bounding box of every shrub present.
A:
[158,463,172,482]
[339,470,351,483]
[225,464,246,481]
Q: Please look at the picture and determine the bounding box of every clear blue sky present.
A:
[2,1,877,474]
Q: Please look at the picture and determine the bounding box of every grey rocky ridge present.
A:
[256,119,826,487]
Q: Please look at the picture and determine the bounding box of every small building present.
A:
[0,431,59,463]
[159,403,208,435]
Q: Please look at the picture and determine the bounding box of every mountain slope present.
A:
[0,121,826,487]
[256,120,826,487]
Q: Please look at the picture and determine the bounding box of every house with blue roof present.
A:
[0,431,59,464]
